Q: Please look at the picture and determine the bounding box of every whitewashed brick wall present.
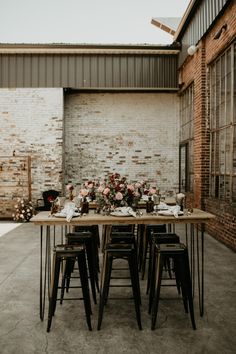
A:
[64,93,179,195]
[0,88,63,216]
[0,89,179,217]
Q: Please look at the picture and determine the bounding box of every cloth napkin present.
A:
[156,202,169,210]
[115,207,137,217]
[167,205,181,218]
[60,202,79,222]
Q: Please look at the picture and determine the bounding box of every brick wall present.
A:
[179,1,236,251]
[0,88,63,217]
[205,0,236,64]
[64,92,179,194]
[205,198,236,251]
[179,40,210,209]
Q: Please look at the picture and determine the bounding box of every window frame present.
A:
[209,42,236,203]
[179,83,194,193]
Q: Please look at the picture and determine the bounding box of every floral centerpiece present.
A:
[12,198,34,222]
[95,173,141,212]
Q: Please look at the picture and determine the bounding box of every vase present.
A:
[69,191,74,201]
[81,198,89,214]
[146,197,154,213]
[131,197,139,211]
[102,205,111,216]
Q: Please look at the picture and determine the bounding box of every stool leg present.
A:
[183,251,196,330]
[128,252,142,330]
[146,239,155,295]
[65,258,75,292]
[47,256,61,332]
[97,252,112,330]
[85,239,97,304]
[51,257,61,317]
[151,252,164,330]
[104,255,113,305]
[93,226,100,272]
[60,258,73,304]
[175,257,189,313]
[137,225,142,271]
[77,251,92,331]
[173,258,181,294]
[91,238,100,291]
[164,256,172,279]
[148,245,158,314]
[132,249,142,306]
[141,226,148,279]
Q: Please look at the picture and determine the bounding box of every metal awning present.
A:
[151,17,181,36]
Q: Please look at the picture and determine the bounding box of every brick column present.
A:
[193,39,210,209]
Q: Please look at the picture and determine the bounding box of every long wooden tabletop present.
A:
[30,208,215,226]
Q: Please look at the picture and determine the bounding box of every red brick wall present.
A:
[179,40,210,210]
[205,198,236,251]
[179,1,236,251]
[205,0,236,65]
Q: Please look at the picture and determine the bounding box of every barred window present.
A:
[210,43,236,203]
[179,84,194,192]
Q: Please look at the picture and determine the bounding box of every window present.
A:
[179,84,194,192]
[210,43,236,203]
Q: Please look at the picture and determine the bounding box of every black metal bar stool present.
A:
[74,225,100,270]
[146,232,180,295]
[60,231,99,305]
[141,224,167,279]
[97,243,142,330]
[149,243,196,330]
[47,244,92,332]
[101,224,134,251]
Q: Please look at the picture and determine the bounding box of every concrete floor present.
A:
[0,222,235,354]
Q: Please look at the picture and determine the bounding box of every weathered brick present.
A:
[64,92,180,193]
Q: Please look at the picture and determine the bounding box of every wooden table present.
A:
[31,208,215,321]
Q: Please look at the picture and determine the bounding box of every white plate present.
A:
[157,211,184,216]
[53,212,80,218]
[110,211,131,217]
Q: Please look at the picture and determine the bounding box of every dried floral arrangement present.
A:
[12,198,34,222]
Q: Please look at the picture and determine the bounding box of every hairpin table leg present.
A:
[39,225,51,321]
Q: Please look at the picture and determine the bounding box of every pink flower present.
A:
[85,181,94,189]
[97,186,104,193]
[80,189,88,197]
[135,182,142,188]
[115,192,123,200]
[103,187,110,195]
[149,187,157,195]
[66,184,74,191]
[127,184,135,192]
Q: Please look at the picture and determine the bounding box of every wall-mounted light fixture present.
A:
[213,24,227,40]
[187,45,198,56]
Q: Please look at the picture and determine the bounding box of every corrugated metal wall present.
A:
[0,54,178,90]
[178,0,228,66]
